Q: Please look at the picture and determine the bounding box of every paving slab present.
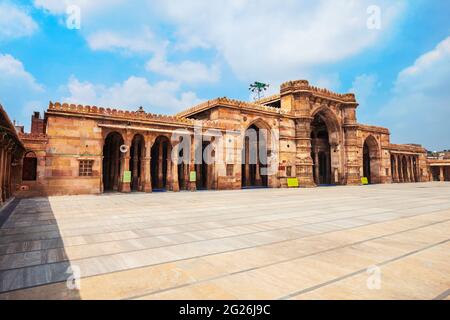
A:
[0,182,449,300]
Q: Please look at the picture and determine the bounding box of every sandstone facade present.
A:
[14,80,450,197]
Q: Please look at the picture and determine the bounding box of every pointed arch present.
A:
[130,134,145,191]
[362,135,381,184]
[103,131,124,192]
[241,118,271,188]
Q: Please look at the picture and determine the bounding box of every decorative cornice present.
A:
[255,94,281,105]
[175,97,289,118]
[280,80,357,103]
[357,123,390,135]
[388,143,427,154]
[47,102,228,130]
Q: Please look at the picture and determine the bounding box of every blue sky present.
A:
[0,0,449,150]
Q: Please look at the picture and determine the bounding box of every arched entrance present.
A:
[242,123,269,188]
[103,132,124,192]
[151,136,171,191]
[129,134,145,192]
[362,135,381,184]
[196,141,215,190]
[311,113,333,185]
[22,151,37,181]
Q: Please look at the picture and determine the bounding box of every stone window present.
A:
[226,164,234,177]
[22,152,37,181]
[79,160,94,177]
[286,166,292,177]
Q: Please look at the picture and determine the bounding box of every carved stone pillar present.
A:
[244,138,250,187]
[343,125,360,185]
[393,155,399,183]
[405,157,411,183]
[120,134,131,193]
[132,139,139,191]
[143,138,152,193]
[172,145,180,192]
[295,117,315,187]
[189,140,197,191]
[314,149,319,185]
[184,163,189,191]
[399,156,404,183]
[158,141,164,189]
[166,156,173,191]
[255,138,262,186]
[440,166,445,182]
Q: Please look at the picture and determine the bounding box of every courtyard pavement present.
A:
[0,182,449,300]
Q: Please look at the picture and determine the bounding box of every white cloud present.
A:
[0,53,45,126]
[155,0,405,82]
[0,2,38,40]
[379,36,450,150]
[33,0,124,15]
[146,53,220,85]
[87,28,166,54]
[64,76,202,113]
[33,0,405,84]
[0,53,43,92]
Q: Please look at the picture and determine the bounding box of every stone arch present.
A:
[103,131,125,192]
[151,135,172,191]
[22,151,37,181]
[362,135,381,184]
[241,118,271,188]
[130,134,145,191]
[310,106,341,146]
[310,108,342,185]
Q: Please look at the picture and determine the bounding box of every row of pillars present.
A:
[434,166,449,182]
[113,134,198,193]
[391,154,419,183]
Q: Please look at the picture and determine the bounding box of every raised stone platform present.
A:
[0,182,449,300]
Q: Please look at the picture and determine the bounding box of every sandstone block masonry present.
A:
[13,80,450,197]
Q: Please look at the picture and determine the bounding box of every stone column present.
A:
[184,163,189,191]
[189,139,197,191]
[341,103,360,185]
[406,157,412,183]
[295,117,315,186]
[440,166,445,182]
[172,145,180,192]
[244,138,250,187]
[254,137,261,186]
[393,155,398,183]
[158,142,163,189]
[120,135,131,193]
[113,139,120,191]
[165,153,173,191]
[408,157,413,182]
[314,150,320,185]
[398,156,403,183]
[132,139,139,190]
[143,137,152,193]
